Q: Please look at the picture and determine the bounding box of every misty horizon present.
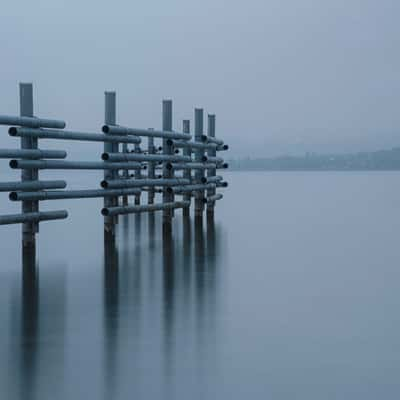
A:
[0,0,399,158]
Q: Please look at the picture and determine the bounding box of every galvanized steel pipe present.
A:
[9,188,141,201]
[169,139,217,151]
[102,125,191,140]
[9,127,141,144]
[0,180,66,192]
[0,114,66,129]
[102,152,191,163]
[0,210,68,225]
[0,148,67,159]
[10,160,142,170]
[102,200,190,217]
[101,177,190,189]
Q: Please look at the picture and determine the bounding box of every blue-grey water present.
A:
[0,171,399,399]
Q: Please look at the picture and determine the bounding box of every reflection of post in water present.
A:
[206,217,217,295]
[131,214,142,321]
[195,216,221,392]
[148,212,156,250]
[162,230,175,386]
[206,215,218,363]
[11,260,67,400]
[134,213,142,241]
[19,258,39,400]
[182,216,192,308]
[22,245,36,271]
[103,239,119,400]
[121,213,130,251]
[148,212,156,293]
[194,217,206,310]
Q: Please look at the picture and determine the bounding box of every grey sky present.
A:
[0,0,399,158]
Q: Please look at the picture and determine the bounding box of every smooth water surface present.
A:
[0,171,399,399]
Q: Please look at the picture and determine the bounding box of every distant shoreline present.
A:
[228,168,400,172]
[228,146,400,172]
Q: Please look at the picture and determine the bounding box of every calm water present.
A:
[0,171,399,399]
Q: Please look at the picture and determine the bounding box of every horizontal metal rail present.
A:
[201,135,224,146]
[168,139,217,150]
[201,175,223,184]
[9,127,141,144]
[216,181,229,188]
[0,210,68,225]
[0,148,67,159]
[10,160,142,170]
[205,193,223,203]
[141,187,163,193]
[102,200,190,217]
[0,180,67,192]
[167,183,216,194]
[101,177,190,189]
[102,125,191,140]
[9,188,141,201]
[102,152,191,163]
[167,162,218,170]
[201,155,224,163]
[0,115,66,129]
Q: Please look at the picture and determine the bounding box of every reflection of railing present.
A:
[0,83,229,261]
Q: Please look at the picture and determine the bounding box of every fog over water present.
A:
[0,1,399,399]
[1,172,400,399]
[0,0,400,157]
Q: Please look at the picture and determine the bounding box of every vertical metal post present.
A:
[207,114,216,219]
[104,91,117,242]
[20,83,36,258]
[194,108,204,219]
[134,143,141,205]
[147,134,155,205]
[122,142,128,205]
[182,119,191,217]
[162,100,173,231]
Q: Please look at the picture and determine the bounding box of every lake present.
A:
[0,171,399,399]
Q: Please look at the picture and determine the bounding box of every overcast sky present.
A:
[0,0,399,158]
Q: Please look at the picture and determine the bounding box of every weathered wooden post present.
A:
[162,100,173,231]
[20,83,36,260]
[207,114,216,220]
[182,119,191,217]
[194,108,204,219]
[104,91,117,243]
